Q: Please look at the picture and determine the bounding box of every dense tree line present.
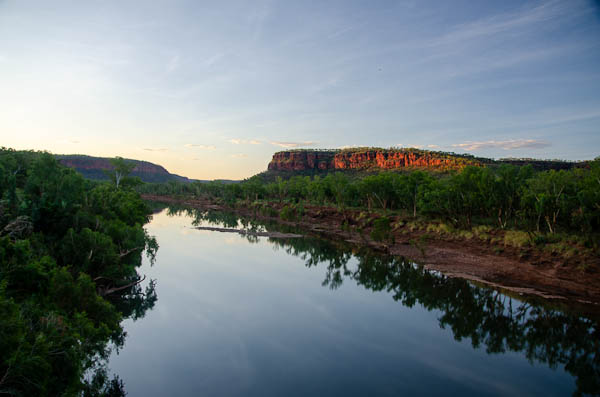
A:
[0,148,157,396]
[139,160,600,244]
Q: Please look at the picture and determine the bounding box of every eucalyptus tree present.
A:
[108,157,136,189]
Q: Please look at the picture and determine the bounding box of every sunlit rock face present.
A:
[268,151,336,171]
[268,149,482,172]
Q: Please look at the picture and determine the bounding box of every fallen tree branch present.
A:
[99,275,146,297]
[119,246,144,258]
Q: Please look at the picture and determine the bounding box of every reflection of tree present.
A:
[276,237,600,396]
[165,206,280,244]
[158,203,600,395]
[110,279,158,322]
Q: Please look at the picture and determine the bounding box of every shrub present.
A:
[279,205,296,221]
[371,217,392,242]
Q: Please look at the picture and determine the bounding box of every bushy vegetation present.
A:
[0,148,157,396]
[139,159,600,248]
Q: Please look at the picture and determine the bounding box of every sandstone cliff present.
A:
[267,148,485,172]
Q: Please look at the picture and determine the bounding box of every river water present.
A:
[109,208,599,396]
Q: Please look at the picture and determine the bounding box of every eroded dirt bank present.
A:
[143,194,600,308]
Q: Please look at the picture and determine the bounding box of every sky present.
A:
[1,0,599,180]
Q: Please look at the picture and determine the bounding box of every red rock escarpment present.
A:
[268,151,336,171]
[268,149,481,172]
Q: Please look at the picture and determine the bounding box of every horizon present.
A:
[49,145,593,182]
[1,1,599,179]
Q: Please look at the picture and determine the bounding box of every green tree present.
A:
[400,171,433,217]
[522,170,576,234]
[107,157,136,189]
[492,165,533,228]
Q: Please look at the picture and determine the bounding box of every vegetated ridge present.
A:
[57,154,196,183]
[267,147,583,174]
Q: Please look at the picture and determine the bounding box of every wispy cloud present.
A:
[395,143,423,149]
[228,139,261,145]
[426,0,578,49]
[451,139,551,151]
[230,153,248,158]
[185,143,216,150]
[142,147,169,152]
[308,75,342,94]
[58,138,80,144]
[394,143,444,150]
[202,53,225,68]
[166,54,180,73]
[247,2,271,44]
[269,141,317,148]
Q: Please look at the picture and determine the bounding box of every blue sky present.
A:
[1,0,599,179]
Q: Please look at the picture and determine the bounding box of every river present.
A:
[108,207,599,396]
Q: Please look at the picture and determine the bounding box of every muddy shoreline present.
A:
[143,194,600,309]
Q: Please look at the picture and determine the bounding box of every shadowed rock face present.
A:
[267,149,483,172]
[57,155,193,183]
[60,157,168,174]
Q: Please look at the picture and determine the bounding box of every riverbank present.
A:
[142,194,600,307]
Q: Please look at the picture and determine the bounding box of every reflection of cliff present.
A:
[163,206,600,396]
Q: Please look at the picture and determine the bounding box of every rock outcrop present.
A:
[267,148,484,172]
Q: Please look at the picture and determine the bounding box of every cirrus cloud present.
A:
[228,139,262,145]
[185,144,216,150]
[269,141,317,148]
[142,147,169,152]
[451,139,551,151]
[58,138,81,144]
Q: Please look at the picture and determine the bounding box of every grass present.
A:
[503,230,531,248]
[472,225,492,240]
[426,222,453,235]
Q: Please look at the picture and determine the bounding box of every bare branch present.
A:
[99,275,146,297]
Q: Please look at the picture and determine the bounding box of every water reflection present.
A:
[164,205,600,396]
[85,250,159,395]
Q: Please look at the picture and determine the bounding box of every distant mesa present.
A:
[267,148,582,173]
[267,148,483,172]
[57,154,195,183]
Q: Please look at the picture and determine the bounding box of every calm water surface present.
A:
[109,208,599,396]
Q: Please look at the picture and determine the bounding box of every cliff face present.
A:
[268,149,482,172]
[60,157,168,174]
[268,151,336,171]
[57,155,193,183]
